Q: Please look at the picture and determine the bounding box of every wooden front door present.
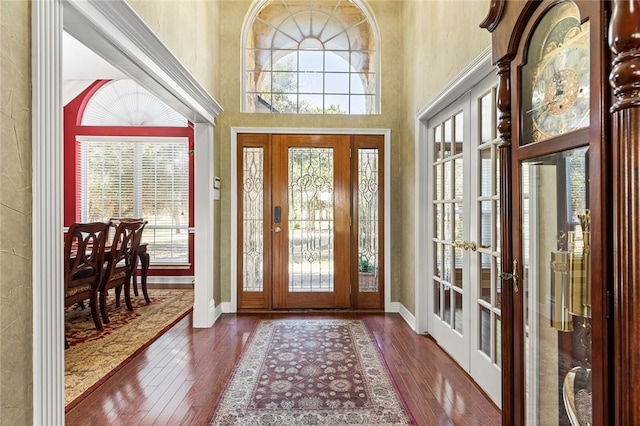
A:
[237,133,384,310]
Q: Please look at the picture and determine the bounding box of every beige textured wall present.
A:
[217,0,404,304]
[127,0,222,99]
[398,0,491,312]
[127,0,223,304]
[0,1,32,424]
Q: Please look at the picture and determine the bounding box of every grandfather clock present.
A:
[483,0,640,424]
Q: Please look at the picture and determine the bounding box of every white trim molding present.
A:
[34,0,222,422]
[193,122,216,327]
[32,2,64,424]
[230,127,392,312]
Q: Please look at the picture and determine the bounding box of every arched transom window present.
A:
[243,0,380,114]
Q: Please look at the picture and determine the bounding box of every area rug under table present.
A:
[65,288,193,409]
[209,319,414,425]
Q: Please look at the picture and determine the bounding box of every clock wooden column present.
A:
[609,0,640,423]
[482,1,611,424]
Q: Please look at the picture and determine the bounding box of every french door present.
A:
[428,75,502,406]
[237,133,384,310]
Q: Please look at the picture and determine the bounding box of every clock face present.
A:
[529,45,590,137]
[521,2,590,144]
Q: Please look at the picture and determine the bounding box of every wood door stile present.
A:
[272,134,351,309]
[351,135,385,309]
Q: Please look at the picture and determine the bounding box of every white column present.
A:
[32,0,64,424]
[193,122,216,327]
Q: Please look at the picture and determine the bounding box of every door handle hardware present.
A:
[498,259,519,293]
[454,240,476,250]
[274,226,281,233]
[454,240,469,250]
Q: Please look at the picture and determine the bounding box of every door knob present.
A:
[274,226,281,233]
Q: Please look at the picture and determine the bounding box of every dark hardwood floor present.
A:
[65,312,501,425]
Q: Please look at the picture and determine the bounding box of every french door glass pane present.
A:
[242,147,264,292]
[522,147,591,425]
[454,290,463,333]
[495,315,502,367]
[358,148,379,292]
[475,86,502,371]
[288,147,334,292]
[480,306,491,356]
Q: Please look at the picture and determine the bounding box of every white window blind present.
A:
[79,138,190,264]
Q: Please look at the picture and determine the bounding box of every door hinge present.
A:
[606,290,612,319]
[349,148,352,158]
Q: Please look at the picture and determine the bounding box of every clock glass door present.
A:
[521,147,592,425]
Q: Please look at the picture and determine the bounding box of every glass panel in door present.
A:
[288,147,335,293]
[237,134,272,310]
[522,147,592,425]
[353,134,384,309]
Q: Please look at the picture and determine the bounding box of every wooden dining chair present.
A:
[107,217,150,301]
[99,220,147,324]
[64,221,110,335]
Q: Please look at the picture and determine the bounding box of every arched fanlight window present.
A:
[77,78,191,265]
[243,0,380,114]
[82,79,187,126]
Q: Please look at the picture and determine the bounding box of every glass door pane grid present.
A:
[358,148,379,293]
[288,147,335,292]
[432,115,463,329]
[242,147,265,292]
[477,85,501,366]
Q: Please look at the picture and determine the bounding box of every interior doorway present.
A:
[237,133,385,310]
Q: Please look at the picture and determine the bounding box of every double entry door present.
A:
[427,75,502,406]
[237,133,384,310]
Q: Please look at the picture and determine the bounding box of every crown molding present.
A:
[63,0,223,124]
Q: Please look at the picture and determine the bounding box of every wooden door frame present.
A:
[229,127,391,313]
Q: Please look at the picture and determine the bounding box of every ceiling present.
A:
[63,31,128,105]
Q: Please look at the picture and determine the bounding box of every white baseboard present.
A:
[221,301,234,313]
[214,303,224,322]
[399,303,417,331]
[389,302,417,332]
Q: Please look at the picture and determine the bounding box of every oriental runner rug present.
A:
[64,288,193,410]
[208,319,415,425]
